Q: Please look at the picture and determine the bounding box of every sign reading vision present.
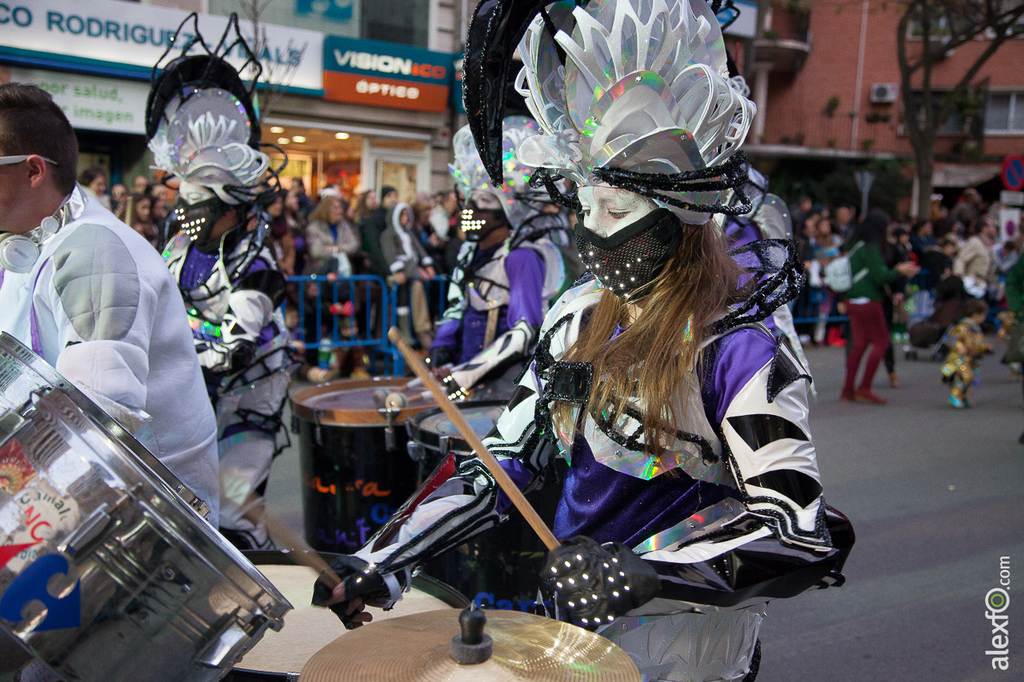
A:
[0,0,324,93]
[323,36,450,113]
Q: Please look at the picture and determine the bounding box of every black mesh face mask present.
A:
[167,196,230,250]
[459,198,508,242]
[574,208,681,301]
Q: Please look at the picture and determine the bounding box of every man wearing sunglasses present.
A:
[0,83,220,524]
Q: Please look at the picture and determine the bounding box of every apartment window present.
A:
[985,92,1024,133]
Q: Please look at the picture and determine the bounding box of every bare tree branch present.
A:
[896,0,1024,218]
[235,0,307,121]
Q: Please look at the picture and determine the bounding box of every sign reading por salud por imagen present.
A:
[0,0,324,93]
[323,36,450,113]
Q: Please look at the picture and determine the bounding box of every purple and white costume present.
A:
[321,1,852,680]
[344,276,848,681]
[430,119,566,396]
[147,24,294,549]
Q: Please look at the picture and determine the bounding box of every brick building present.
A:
[740,0,1024,215]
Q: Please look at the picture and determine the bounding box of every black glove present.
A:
[428,344,455,368]
[311,554,391,629]
[541,536,660,630]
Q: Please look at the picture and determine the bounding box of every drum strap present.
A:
[484,307,499,348]
[29,258,52,356]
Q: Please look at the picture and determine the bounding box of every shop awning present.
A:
[932,163,1001,188]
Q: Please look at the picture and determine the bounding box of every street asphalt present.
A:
[265,336,1024,681]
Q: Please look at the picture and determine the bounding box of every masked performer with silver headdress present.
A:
[146,16,295,550]
[429,116,567,400]
[313,2,852,680]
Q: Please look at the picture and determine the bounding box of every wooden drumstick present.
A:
[387,327,560,551]
[242,500,342,589]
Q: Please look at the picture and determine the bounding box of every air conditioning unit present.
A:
[869,83,900,104]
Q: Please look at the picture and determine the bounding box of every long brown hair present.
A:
[551,220,742,456]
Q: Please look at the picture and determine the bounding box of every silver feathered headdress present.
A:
[514,0,755,223]
[449,116,545,227]
[145,13,273,206]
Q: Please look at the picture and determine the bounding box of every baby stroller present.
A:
[905,277,966,361]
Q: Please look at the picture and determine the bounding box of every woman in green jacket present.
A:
[1005,247,1024,442]
[841,210,920,403]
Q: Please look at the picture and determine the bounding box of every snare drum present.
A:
[225,550,469,681]
[290,378,437,553]
[0,333,291,682]
[408,402,565,615]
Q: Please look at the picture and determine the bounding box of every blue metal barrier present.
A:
[791,269,937,326]
[285,274,450,377]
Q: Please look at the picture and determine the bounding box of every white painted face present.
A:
[577,185,659,238]
[469,188,504,211]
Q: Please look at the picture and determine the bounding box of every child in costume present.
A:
[941,299,991,409]
[313,2,853,680]
[146,15,296,549]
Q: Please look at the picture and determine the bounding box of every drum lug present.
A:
[0,410,26,447]
[380,407,398,452]
[407,440,425,463]
[58,503,115,557]
[313,408,324,446]
[195,621,253,668]
[439,435,451,458]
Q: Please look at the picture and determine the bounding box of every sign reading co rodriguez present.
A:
[0,0,323,93]
[323,36,450,113]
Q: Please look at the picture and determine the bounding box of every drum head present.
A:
[291,378,436,426]
[407,401,506,454]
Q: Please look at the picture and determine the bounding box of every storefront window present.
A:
[266,124,364,198]
[264,123,429,202]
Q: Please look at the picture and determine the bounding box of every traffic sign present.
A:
[1000,190,1024,206]
[1002,154,1024,191]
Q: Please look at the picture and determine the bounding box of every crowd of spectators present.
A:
[77,168,479,382]
[791,187,1021,404]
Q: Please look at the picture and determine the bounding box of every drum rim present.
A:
[406,400,508,452]
[241,550,470,610]
[290,378,434,426]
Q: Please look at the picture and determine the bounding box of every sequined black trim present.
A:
[726,414,808,452]
[723,447,830,547]
[767,334,812,403]
[675,514,768,551]
[529,167,581,211]
[374,457,501,575]
[745,471,822,508]
[594,402,719,465]
[546,362,593,403]
[648,534,843,607]
[714,239,804,334]
[592,152,751,216]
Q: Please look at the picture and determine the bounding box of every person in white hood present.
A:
[0,83,219,524]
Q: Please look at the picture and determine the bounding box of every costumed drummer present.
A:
[314,1,853,680]
[146,19,295,550]
[428,117,567,400]
[0,83,220,524]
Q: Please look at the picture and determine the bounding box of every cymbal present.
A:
[299,608,640,682]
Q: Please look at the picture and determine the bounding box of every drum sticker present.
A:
[0,440,36,495]
[0,543,39,571]
[2,481,82,574]
[0,553,81,631]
